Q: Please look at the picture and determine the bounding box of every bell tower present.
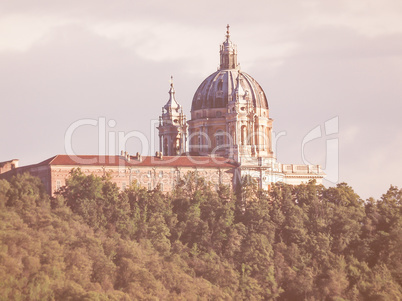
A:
[157,77,187,156]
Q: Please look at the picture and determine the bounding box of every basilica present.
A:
[157,25,324,190]
[0,26,324,195]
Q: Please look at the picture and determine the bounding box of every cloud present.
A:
[0,22,198,163]
[306,0,402,37]
[0,14,72,52]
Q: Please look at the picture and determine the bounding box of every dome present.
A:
[191,25,268,112]
[191,69,268,111]
[187,26,274,161]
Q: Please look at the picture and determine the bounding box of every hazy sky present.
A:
[1,0,402,200]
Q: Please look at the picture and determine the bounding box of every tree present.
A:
[0,179,10,208]
[59,168,130,233]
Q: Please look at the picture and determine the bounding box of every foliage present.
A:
[0,170,401,300]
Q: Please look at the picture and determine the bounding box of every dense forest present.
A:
[0,170,401,300]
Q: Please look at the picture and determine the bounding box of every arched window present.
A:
[254,123,259,147]
[163,138,168,155]
[261,126,265,150]
[241,125,247,145]
[215,130,224,147]
[266,127,271,151]
[175,138,180,154]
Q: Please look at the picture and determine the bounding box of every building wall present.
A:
[49,165,234,196]
[1,157,323,197]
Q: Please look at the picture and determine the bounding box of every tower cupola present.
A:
[219,24,238,70]
[164,77,181,112]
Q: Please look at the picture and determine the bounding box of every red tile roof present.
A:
[46,154,236,168]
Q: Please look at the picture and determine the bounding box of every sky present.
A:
[1,0,401,200]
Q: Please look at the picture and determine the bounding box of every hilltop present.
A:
[0,170,401,300]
